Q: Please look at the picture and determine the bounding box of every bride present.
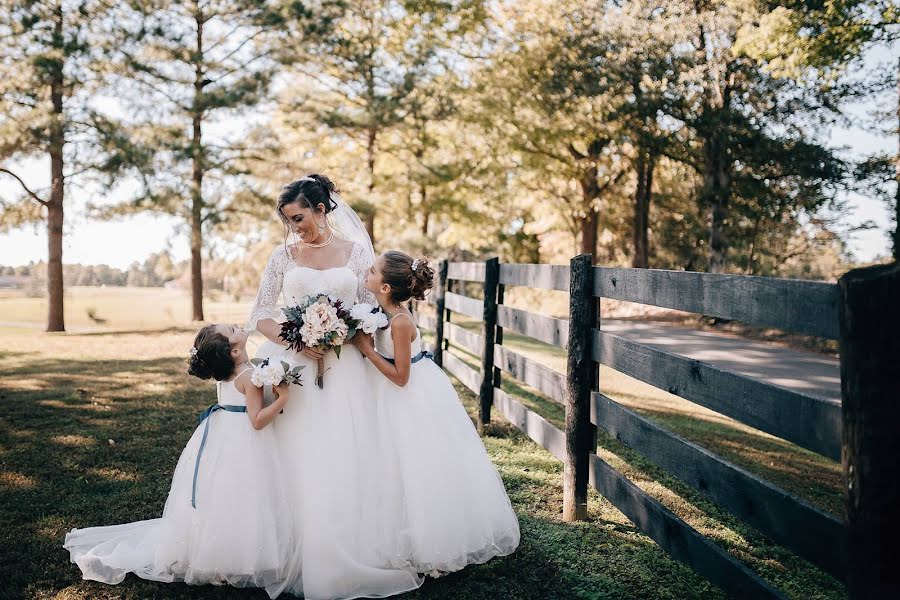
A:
[248,175,424,599]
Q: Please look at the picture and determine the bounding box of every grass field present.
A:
[0,289,844,599]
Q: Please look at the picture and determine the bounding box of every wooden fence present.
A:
[411,255,899,600]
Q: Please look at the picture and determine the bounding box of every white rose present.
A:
[251,361,285,387]
[350,303,375,321]
[360,311,388,334]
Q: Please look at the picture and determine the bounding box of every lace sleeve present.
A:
[349,242,377,306]
[247,245,291,331]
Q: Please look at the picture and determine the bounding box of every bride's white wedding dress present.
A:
[249,242,424,599]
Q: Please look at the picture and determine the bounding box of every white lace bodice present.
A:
[375,314,423,360]
[248,242,376,330]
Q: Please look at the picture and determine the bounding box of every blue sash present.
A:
[379,350,434,365]
[191,403,247,508]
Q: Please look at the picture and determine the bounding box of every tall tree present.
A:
[276,0,486,242]
[737,0,900,259]
[0,0,128,331]
[104,0,289,320]
[653,0,847,272]
[475,0,634,257]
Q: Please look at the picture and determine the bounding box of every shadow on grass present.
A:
[438,347,844,599]
[1,349,731,600]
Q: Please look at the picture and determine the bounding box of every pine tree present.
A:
[0,0,129,331]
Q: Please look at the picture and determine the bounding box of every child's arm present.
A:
[353,317,416,387]
[237,372,289,430]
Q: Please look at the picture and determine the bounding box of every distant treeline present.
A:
[4,252,181,289]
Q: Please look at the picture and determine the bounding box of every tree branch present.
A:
[0,169,47,205]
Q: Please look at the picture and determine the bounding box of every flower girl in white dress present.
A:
[350,251,521,576]
[64,324,294,597]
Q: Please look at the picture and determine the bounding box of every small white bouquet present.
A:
[250,355,305,387]
[349,302,389,334]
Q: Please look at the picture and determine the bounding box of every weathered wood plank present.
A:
[497,305,569,349]
[594,267,840,339]
[447,261,486,282]
[478,258,501,430]
[433,260,448,366]
[413,311,436,332]
[499,263,571,291]
[564,253,594,522]
[589,454,787,599]
[445,321,483,355]
[444,291,483,320]
[442,351,480,394]
[493,345,566,404]
[592,393,845,579]
[494,387,566,461]
[592,330,841,460]
[839,262,900,598]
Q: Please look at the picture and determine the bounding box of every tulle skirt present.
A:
[367,356,521,574]
[63,409,294,596]
[255,340,424,599]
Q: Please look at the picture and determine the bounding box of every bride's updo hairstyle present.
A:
[277,174,338,222]
[187,325,235,382]
[381,251,435,303]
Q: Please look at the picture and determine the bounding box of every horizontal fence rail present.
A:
[592,330,842,460]
[409,256,882,598]
[444,291,483,320]
[499,263,571,291]
[592,393,845,578]
[494,345,566,405]
[594,267,841,339]
[496,305,569,349]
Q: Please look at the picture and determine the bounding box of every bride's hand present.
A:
[300,345,327,361]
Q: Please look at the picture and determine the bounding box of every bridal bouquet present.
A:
[280,294,382,388]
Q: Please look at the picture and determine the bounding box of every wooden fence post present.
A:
[564,253,594,522]
[493,282,505,390]
[478,257,500,433]
[433,259,449,367]
[839,261,900,599]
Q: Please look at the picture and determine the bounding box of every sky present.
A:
[1,43,897,270]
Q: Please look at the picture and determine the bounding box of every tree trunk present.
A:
[632,148,655,269]
[366,127,377,244]
[420,186,430,237]
[578,168,601,256]
[190,12,205,322]
[704,135,730,273]
[46,5,65,332]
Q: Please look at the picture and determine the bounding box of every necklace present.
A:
[302,230,334,248]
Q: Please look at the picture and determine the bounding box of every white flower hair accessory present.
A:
[189,347,198,357]
[411,258,420,272]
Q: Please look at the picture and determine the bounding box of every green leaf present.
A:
[333,345,342,359]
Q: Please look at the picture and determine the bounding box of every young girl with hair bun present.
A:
[64,324,294,598]
[351,250,520,577]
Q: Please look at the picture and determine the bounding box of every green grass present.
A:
[0,289,844,599]
[439,320,844,599]
[1,326,725,600]
[0,286,249,330]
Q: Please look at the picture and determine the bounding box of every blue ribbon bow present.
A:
[191,402,247,508]
[380,349,434,365]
